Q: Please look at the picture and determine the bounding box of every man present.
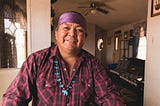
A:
[2,11,125,106]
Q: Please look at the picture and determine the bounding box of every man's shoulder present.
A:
[28,45,56,59]
[81,49,99,62]
[81,49,94,58]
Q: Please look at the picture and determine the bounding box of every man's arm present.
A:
[2,56,35,106]
[93,61,126,106]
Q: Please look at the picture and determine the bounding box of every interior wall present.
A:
[144,0,160,106]
[94,26,107,66]
[83,23,96,56]
[106,35,114,64]
[27,0,51,55]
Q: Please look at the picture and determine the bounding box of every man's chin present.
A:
[64,46,80,52]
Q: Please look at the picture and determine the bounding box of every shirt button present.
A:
[64,68,67,71]
[72,69,75,71]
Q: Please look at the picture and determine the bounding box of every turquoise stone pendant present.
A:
[54,66,59,69]
[62,90,68,96]
[59,84,64,88]
[53,60,58,64]
[55,72,60,76]
[57,78,61,82]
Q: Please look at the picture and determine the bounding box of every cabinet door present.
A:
[120,39,129,60]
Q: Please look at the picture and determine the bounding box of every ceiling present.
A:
[52,0,148,31]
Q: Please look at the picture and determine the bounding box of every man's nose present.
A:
[68,29,77,37]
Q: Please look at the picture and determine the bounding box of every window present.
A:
[115,37,119,50]
[0,0,27,68]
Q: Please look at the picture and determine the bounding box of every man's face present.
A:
[55,22,86,53]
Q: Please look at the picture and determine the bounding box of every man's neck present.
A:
[60,49,79,60]
[59,48,80,75]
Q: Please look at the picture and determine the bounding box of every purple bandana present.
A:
[58,11,87,31]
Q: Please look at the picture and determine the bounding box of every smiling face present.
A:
[55,22,86,54]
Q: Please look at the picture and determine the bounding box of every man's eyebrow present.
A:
[76,25,83,28]
[61,23,83,28]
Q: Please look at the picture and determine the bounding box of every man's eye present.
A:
[63,26,70,31]
[76,28,85,33]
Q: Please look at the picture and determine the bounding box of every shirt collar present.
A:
[49,44,60,59]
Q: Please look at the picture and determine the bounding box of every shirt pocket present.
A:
[80,78,94,102]
[36,78,57,104]
[37,77,57,88]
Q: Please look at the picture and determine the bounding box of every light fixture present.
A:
[97,38,103,51]
[91,9,96,14]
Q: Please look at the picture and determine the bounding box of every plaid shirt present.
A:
[2,45,125,106]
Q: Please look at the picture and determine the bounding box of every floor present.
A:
[121,88,143,106]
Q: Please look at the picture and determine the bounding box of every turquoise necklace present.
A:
[53,57,79,96]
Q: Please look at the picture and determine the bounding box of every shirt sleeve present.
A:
[93,60,126,106]
[2,55,36,106]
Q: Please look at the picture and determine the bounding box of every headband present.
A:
[58,11,87,31]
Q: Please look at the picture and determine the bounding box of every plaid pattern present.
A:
[2,45,125,106]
